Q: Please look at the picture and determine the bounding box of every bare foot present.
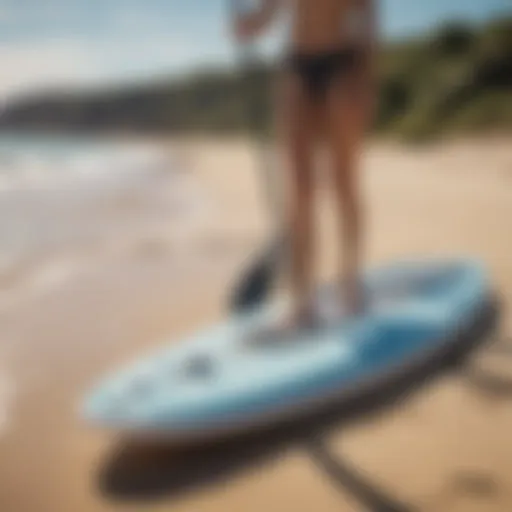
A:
[288,304,320,331]
[249,303,319,347]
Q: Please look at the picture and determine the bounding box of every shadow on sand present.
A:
[98,299,502,511]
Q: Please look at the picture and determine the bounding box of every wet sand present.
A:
[1,136,512,512]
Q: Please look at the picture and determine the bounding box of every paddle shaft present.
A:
[230,0,280,220]
[229,0,287,312]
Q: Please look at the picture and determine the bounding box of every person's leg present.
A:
[325,67,372,314]
[278,72,320,328]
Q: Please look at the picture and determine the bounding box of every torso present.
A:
[290,0,359,52]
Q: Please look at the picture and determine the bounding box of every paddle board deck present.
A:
[82,258,492,441]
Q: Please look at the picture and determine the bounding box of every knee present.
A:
[334,180,356,211]
[341,192,362,221]
[336,183,363,225]
[289,178,314,214]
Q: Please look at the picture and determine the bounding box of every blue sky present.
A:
[0,0,510,98]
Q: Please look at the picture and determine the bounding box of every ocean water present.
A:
[0,134,207,309]
[0,133,170,185]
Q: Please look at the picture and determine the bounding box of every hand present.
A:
[232,16,261,42]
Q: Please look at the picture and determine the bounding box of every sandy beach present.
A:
[1,135,512,512]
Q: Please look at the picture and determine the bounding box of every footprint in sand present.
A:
[450,470,503,501]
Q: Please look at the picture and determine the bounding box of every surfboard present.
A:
[82,258,492,441]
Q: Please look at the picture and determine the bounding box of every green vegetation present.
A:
[1,17,511,141]
[375,18,512,140]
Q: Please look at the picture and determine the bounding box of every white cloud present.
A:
[0,31,236,100]
[0,0,244,100]
[0,40,106,98]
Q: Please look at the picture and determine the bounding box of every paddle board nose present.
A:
[83,367,156,426]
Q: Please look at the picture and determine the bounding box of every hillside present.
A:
[1,17,511,141]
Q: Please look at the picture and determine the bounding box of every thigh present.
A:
[275,73,323,217]
[325,69,373,176]
[275,73,320,172]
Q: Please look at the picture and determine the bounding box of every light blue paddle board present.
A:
[82,258,491,441]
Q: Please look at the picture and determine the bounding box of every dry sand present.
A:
[1,135,512,512]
